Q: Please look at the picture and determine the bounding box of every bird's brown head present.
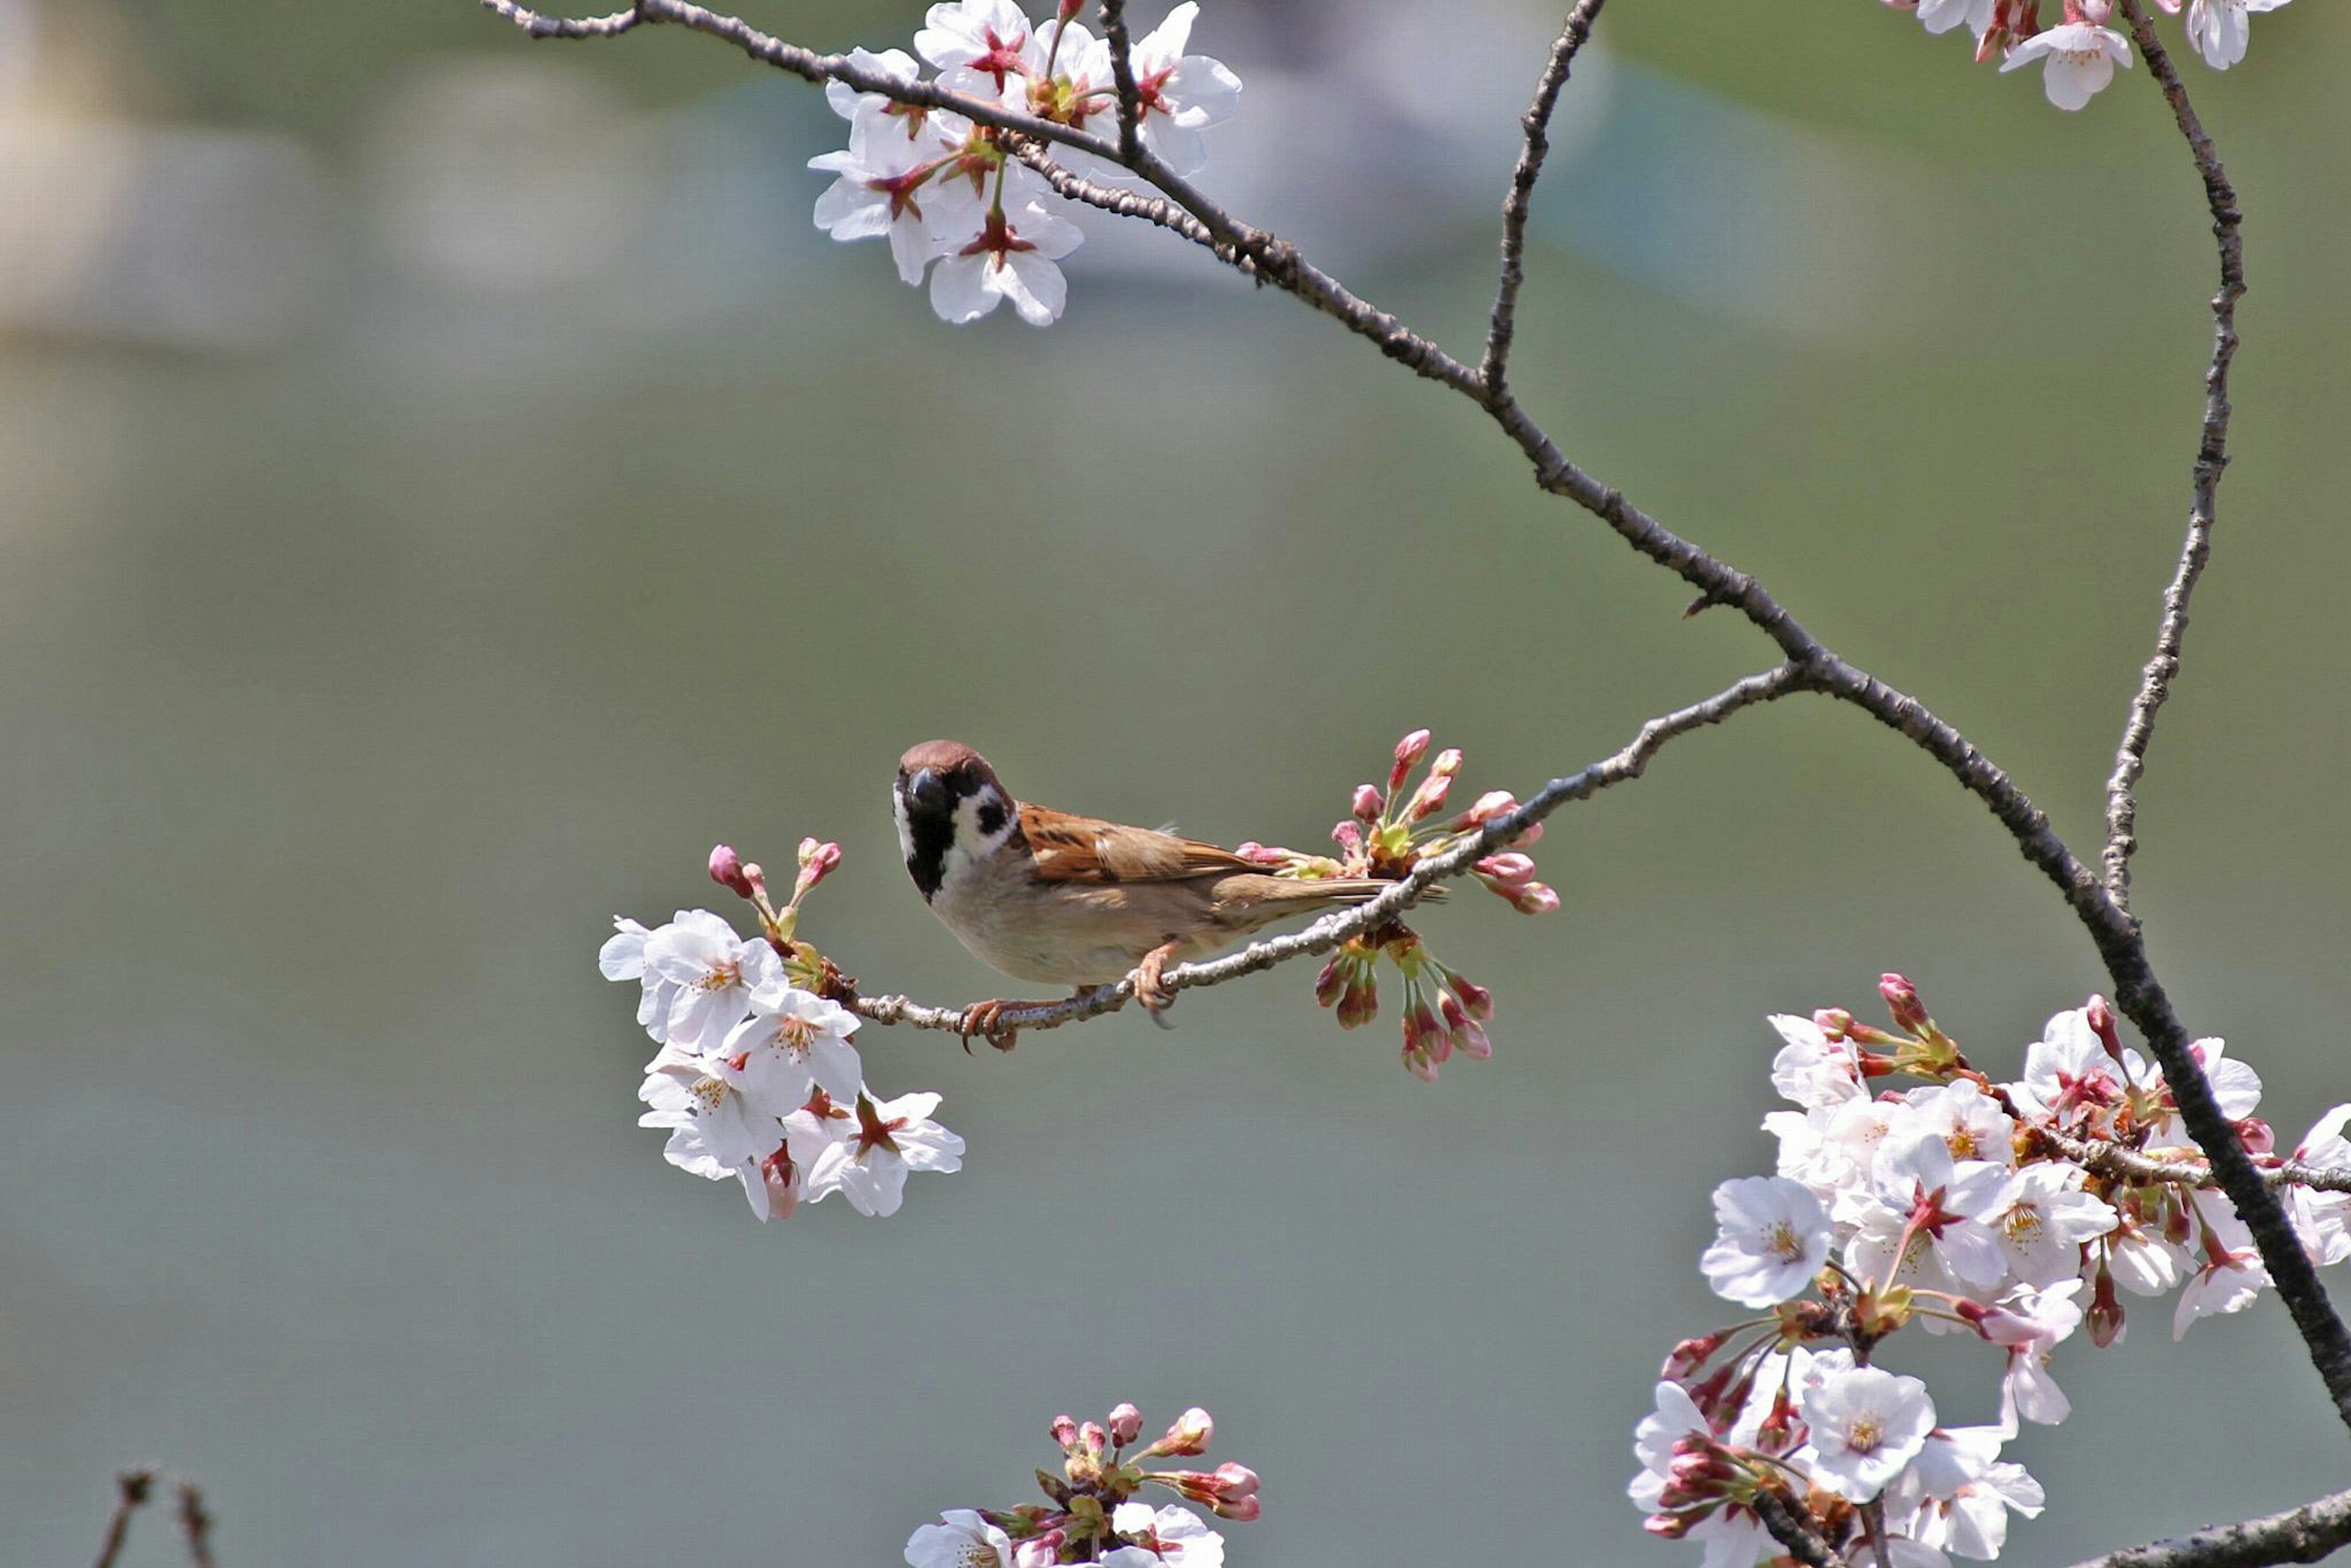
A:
[893,740,1016,902]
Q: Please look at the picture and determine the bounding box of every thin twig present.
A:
[1482,0,1607,397]
[1750,1488,1846,1568]
[477,0,639,37]
[92,1470,156,1568]
[850,665,1809,1038]
[479,0,2351,1439]
[2064,1482,2351,1568]
[1008,140,1236,263]
[2101,0,2245,918]
[2047,1131,2351,1197]
[176,1482,218,1568]
[1096,0,1143,162]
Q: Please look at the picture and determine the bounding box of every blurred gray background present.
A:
[6,0,2349,1562]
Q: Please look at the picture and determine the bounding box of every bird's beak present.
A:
[907,768,947,812]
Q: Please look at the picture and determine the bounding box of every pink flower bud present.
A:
[1058,0,1083,17]
[1351,784,1384,822]
[1210,1495,1261,1522]
[1447,972,1494,1019]
[1108,1403,1142,1447]
[709,844,755,898]
[1879,973,1928,1035]
[2088,1264,2124,1348]
[2240,1117,2274,1155]
[1813,1007,1856,1041]
[1475,852,1537,887]
[1314,959,1346,1010]
[1051,1414,1081,1452]
[1155,1406,1212,1457]
[1211,1462,1259,1499]
[1394,729,1431,767]
[1405,772,1453,822]
[1441,992,1492,1060]
[1079,1421,1108,1455]
[793,838,843,899]
[1461,789,1518,826]
[1506,820,1543,849]
[1014,1534,1063,1568]
[1662,1332,1727,1381]
[1429,747,1462,778]
[757,1143,799,1221]
[1234,841,1288,866]
[1643,1512,1692,1540]
[1330,820,1363,855]
[2086,995,2124,1063]
[1512,883,1561,915]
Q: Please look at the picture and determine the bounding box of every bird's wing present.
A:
[1018,803,1258,884]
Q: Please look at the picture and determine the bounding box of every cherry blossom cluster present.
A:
[906,1401,1254,1567]
[809,0,1241,325]
[1633,974,2351,1566]
[598,840,964,1221]
[1897,0,2292,110]
[1236,729,1555,1081]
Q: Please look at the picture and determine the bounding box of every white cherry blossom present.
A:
[1796,1356,1937,1502]
[1110,1502,1223,1567]
[929,199,1084,326]
[806,1090,966,1217]
[1916,0,1995,35]
[1989,1163,2116,1288]
[2000,23,2133,112]
[1701,1175,1834,1307]
[906,1508,1016,1568]
[1121,2,1243,176]
[640,910,785,1052]
[2289,1106,2351,1267]
[722,987,864,1103]
[1770,1014,1867,1109]
[2186,0,2289,69]
[637,1059,791,1218]
[2173,1198,2271,1337]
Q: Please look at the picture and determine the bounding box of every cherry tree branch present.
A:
[91,1471,155,1568]
[480,0,2351,1442]
[2066,1483,2351,1568]
[1482,0,1607,397]
[2046,1131,2351,1197]
[848,664,1808,1038]
[175,1483,218,1568]
[1096,0,1144,162]
[2101,0,2245,918]
[1752,1487,1847,1568]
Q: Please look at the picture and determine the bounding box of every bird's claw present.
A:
[1135,942,1182,1029]
[958,999,1033,1052]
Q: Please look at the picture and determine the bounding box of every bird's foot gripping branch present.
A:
[596,730,1553,1223]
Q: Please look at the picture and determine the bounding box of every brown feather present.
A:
[1017,803,1260,885]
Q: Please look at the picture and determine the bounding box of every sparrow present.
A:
[892,739,1426,1048]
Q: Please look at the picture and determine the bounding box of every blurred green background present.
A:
[6,0,2349,1562]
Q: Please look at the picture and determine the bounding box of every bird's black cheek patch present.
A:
[977,799,1005,838]
[901,788,954,901]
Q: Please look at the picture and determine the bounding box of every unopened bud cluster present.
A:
[1893,0,2293,111]
[598,841,966,1222]
[1243,729,1553,1080]
[1632,974,2351,1566]
[905,1401,1255,1566]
